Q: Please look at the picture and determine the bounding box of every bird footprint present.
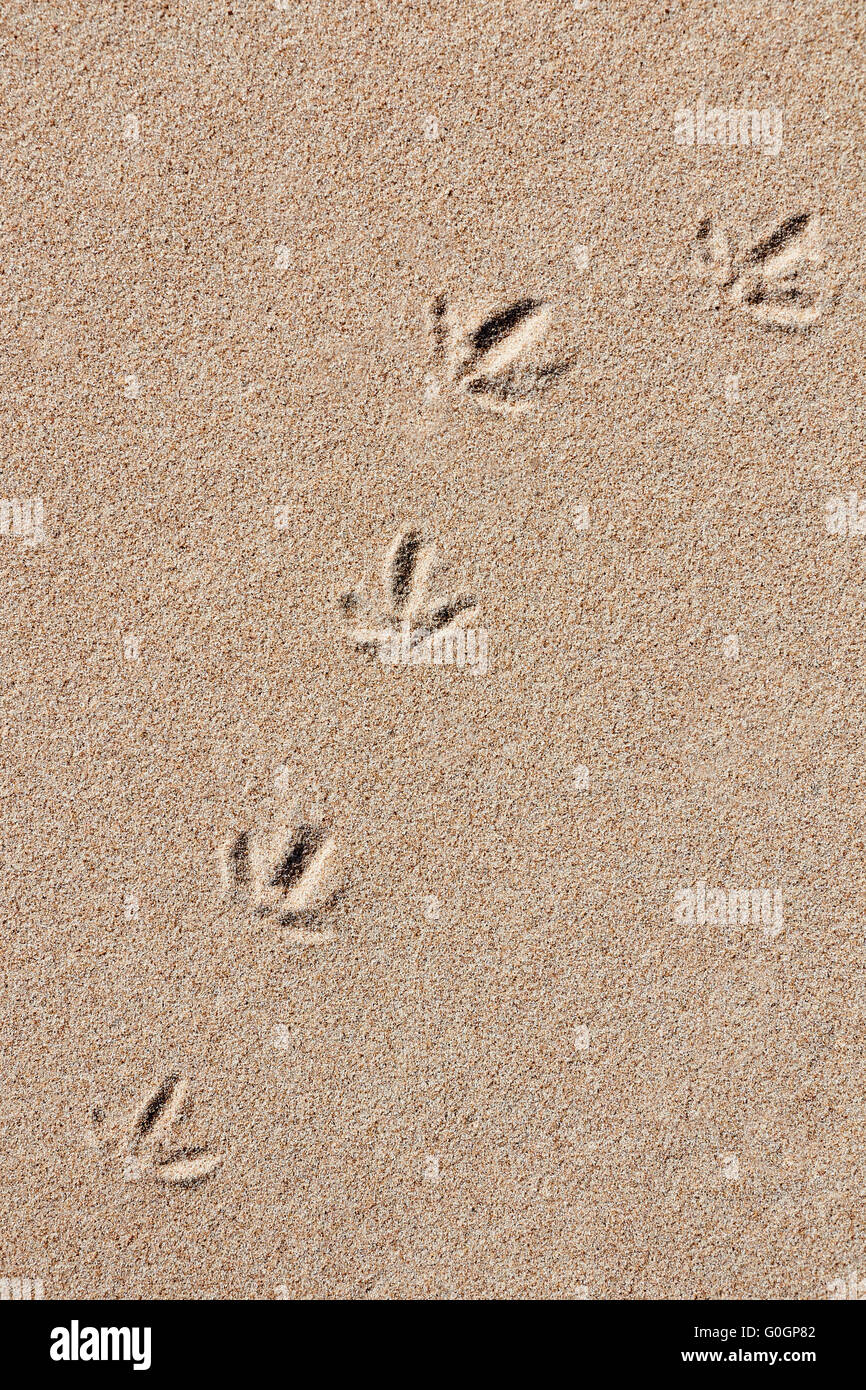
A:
[341,528,477,660]
[695,211,830,329]
[88,1074,222,1187]
[429,294,575,412]
[220,809,340,927]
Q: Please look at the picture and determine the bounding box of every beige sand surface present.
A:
[1,0,863,1298]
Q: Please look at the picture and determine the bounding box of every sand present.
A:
[1,0,863,1300]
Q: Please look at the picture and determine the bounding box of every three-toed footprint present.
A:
[219,807,341,929]
[694,211,831,329]
[428,294,575,412]
[87,1073,223,1187]
[341,527,478,662]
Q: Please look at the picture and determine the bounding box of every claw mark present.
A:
[695,216,733,285]
[342,528,478,661]
[742,211,813,268]
[132,1072,187,1146]
[88,1075,222,1188]
[385,529,428,617]
[337,591,363,618]
[223,829,249,889]
[428,295,574,412]
[429,292,450,354]
[463,358,573,405]
[269,825,326,891]
[452,297,548,382]
[694,211,831,329]
[425,596,478,633]
[153,1148,222,1186]
[220,810,341,927]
